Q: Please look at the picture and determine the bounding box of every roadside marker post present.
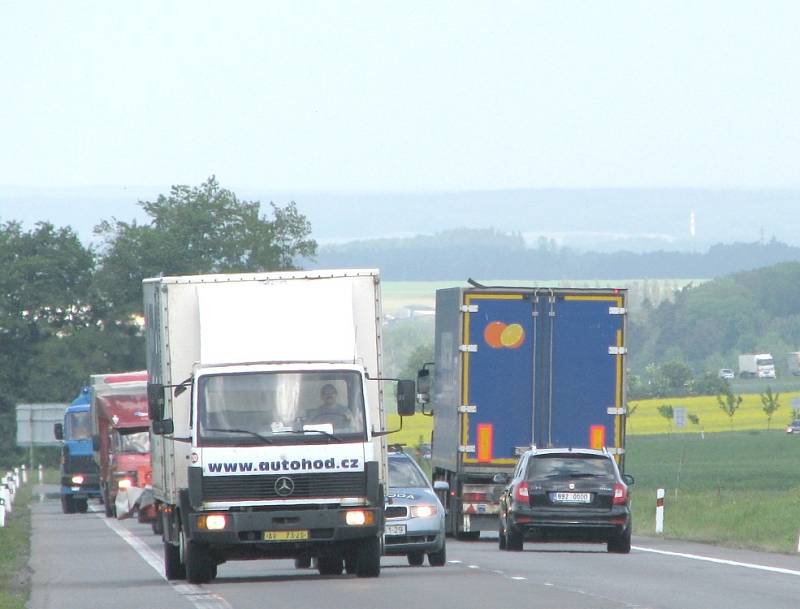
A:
[655,488,665,534]
[38,464,43,484]
[0,497,5,527]
[21,464,27,484]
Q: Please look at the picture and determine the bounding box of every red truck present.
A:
[90,371,156,521]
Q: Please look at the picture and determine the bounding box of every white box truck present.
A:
[738,353,776,379]
[144,269,415,583]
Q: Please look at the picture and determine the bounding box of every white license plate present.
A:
[553,492,591,503]
[385,524,406,536]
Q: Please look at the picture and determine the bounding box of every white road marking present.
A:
[92,508,233,609]
[633,545,800,577]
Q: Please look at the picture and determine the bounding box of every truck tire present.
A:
[75,498,88,513]
[344,555,357,574]
[104,493,114,517]
[317,553,343,576]
[428,542,447,567]
[498,523,507,550]
[164,541,185,580]
[294,555,312,569]
[184,536,215,584]
[355,536,381,578]
[407,551,424,566]
[456,531,480,541]
[61,495,76,514]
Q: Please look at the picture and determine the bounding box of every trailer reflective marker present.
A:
[476,423,493,462]
[589,424,605,450]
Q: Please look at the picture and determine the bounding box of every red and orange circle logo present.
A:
[483,322,525,349]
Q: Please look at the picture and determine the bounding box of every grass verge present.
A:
[627,431,800,552]
[0,482,32,609]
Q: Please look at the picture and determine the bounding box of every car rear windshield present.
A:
[526,454,616,480]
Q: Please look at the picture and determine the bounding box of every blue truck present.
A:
[53,387,102,513]
[418,284,628,538]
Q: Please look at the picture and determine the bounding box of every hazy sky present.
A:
[1,1,798,191]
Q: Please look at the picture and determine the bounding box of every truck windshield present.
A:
[115,430,150,454]
[66,412,92,440]
[197,370,366,446]
[756,357,774,366]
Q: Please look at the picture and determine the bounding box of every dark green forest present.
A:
[313,228,800,280]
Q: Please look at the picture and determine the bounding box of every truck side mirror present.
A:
[152,419,174,436]
[416,367,431,405]
[148,383,165,421]
[53,423,63,440]
[92,435,100,451]
[396,380,416,417]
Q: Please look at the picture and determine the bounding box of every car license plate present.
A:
[263,530,309,541]
[385,524,406,536]
[553,492,591,503]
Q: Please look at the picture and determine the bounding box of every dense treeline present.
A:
[0,177,315,464]
[628,262,800,376]
[312,229,800,280]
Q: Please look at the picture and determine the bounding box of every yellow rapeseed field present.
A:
[389,391,800,446]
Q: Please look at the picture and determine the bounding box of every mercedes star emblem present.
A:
[274,476,294,497]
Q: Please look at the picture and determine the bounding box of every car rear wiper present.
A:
[204,427,273,444]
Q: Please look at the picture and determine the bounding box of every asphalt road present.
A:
[28,487,800,609]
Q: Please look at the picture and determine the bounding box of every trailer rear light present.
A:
[514,482,529,503]
[345,509,375,526]
[71,475,85,485]
[613,482,628,505]
[462,492,488,502]
[118,478,133,490]
[197,513,228,530]
[514,514,533,524]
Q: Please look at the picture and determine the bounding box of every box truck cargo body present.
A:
[426,286,627,538]
[144,269,413,583]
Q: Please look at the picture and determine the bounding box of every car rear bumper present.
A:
[510,506,630,540]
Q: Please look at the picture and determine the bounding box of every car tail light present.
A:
[514,481,529,503]
[613,482,628,505]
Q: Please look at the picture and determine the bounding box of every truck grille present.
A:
[202,472,366,502]
[64,455,97,474]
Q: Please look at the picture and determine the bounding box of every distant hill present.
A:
[2,186,799,251]
[309,229,800,281]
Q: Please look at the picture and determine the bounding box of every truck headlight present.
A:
[345,509,375,526]
[197,513,228,530]
[71,475,85,485]
[118,478,133,489]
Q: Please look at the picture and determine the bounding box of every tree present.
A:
[717,388,743,431]
[94,176,317,318]
[759,387,781,430]
[660,361,693,395]
[657,404,674,432]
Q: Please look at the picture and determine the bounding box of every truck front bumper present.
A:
[188,506,381,559]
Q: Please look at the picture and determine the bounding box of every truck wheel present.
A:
[75,499,88,513]
[355,536,381,578]
[456,531,480,541]
[184,536,214,584]
[294,555,312,569]
[152,514,164,536]
[428,542,447,567]
[164,541,185,580]
[317,553,343,576]
[498,523,507,550]
[61,495,76,514]
[344,555,357,574]
[104,493,114,517]
[407,551,424,566]
[505,525,524,551]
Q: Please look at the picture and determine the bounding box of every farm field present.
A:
[381,278,703,315]
[388,388,800,446]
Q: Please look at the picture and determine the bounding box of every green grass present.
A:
[627,431,800,552]
[0,483,32,609]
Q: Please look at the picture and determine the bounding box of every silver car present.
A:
[384,450,447,567]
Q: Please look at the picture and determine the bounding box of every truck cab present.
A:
[54,388,101,513]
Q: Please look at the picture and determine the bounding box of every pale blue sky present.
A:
[1,1,798,190]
